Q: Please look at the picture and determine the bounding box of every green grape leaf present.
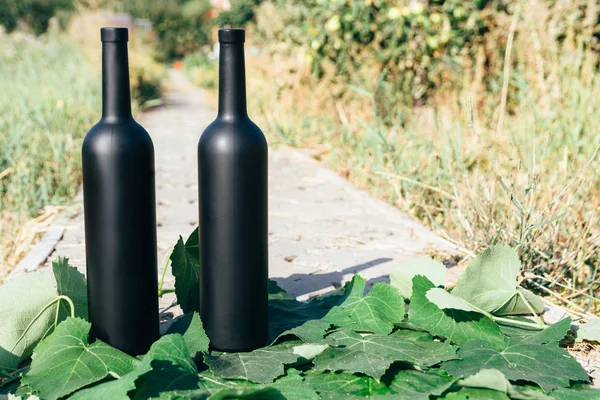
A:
[313,329,457,381]
[170,228,200,314]
[303,371,391,399]
[324,275,405,334]
[133,334,202,398]
[441,340,590,392]
[0,258,87,370]
[205,341,315,383]
[22,317,139,400]
[575,319,600,343]
[457,369,552,399]
[0,272,59,369]
[550,385,600,400]
[442,388,509,399]
[268,281,337,343]
[53,257,88,320]
[389,369,458,400]
[451,245,544,316]
[69,334,198,400]
[408,275,508,350]
[207,387,283,399]
[517,317,571,346]
[163,369,318,400]
[166,312,209,357]
[68,362,153,400]
[390,258,447,298]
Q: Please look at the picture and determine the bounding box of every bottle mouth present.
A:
[101,27,129,43]
[218,28,245,44]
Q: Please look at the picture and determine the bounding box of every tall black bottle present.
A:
[198,29,268,352]
[82,27,159,356]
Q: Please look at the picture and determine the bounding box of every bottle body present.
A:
[82,28,159,355]
[198,29,268,352]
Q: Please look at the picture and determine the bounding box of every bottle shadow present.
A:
[270,257,393,300]
[267,257,393,343]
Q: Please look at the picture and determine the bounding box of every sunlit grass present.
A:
[0,31,100,278]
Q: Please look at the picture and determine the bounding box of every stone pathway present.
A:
[13,69,456,320]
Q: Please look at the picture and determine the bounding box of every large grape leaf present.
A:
[0,258,87,370]
[133,334,202,399]
[52,257,88,320]
[268,281,338,343]
[575,319,600,343]
[313,329,457,381]
[390,258,447,298]
[205,341,325,383]
[443,388,509,399]
[517,317,571,346]
[457,369,551,399]
[207,387,283,399]
[408,275,508,350]
[389,369,458,400]
[441,340,590,392]
[550,385,600,400]
[451,245,543,316]
[22,318,139,400]
[69,334,199,400]
[170,228,200,313]
[162,369,319,400]
[0,272,58,370]
[303,371,391,399]
[166,312,209,358]
[324,275,405,334]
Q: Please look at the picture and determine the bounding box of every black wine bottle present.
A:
[198,28,268,352]
[82,27,159,355]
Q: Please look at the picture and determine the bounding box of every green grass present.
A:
[0,32,100,276]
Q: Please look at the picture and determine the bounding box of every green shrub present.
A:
[0,0,74,35]
[124,0,211,61]
[184,51,218,90]
[287,0,509,104]
[215,0,263,27]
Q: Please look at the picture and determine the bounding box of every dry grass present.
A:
[189,0,600,311]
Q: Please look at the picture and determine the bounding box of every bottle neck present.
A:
[217,42,247,119]
[102,41,132,120]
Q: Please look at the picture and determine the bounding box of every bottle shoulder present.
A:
[199,116,267,148]
[83,117,153,154]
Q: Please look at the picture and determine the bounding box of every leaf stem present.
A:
[158,248,173,297]
[0,373,21,389]
[465,299,547,330]
[9,295,75,354]
[516,289,545,328]
[56,295,75,318]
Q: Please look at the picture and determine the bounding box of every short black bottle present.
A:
[82,27,159,355]
[198,28,268,352]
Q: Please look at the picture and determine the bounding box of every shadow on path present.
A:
[271,257,392,299]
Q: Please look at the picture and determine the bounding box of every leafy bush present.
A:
[67,12,166,108]
[124,0,211,61]
[215,0,264,27]
[280,0,509,104]
[0,0,74,34]
[183,51,218,90]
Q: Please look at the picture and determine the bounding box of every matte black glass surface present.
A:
[198,28,269,352]
[82,27,159,355]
